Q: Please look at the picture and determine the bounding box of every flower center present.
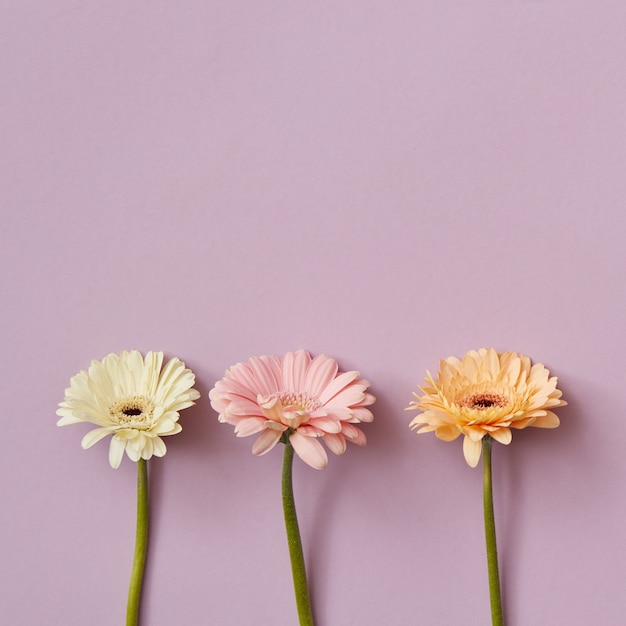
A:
[259,391,322,430]
[273,391,321,413]
[109,395,155,428]
[460,393,508,410]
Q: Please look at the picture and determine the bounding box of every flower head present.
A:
[407,348,566,467]
[57,350,200,468]
[209,350,375,469]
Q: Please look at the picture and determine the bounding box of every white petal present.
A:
[152,437,167,457]
[141,437,154,460]
[81,427,113,449]
[109,436,127,469]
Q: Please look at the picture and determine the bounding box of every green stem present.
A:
[126,458,149,626]
[483,437,504,626]
[282,442,315,626]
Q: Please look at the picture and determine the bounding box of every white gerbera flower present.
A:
[57,350,200,468]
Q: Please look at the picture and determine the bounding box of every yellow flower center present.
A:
[108,395,155,429]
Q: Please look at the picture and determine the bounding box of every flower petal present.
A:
[489,428,512,445]
[463,436,483,468]
[212,351,374,466]
[109,435,127,469]
[407,348,565,465]
[308,417,342,434]
[152,437,167,457]
[58,350,198,466]
[141,437,154,460]
[323,433,347,455]
[317,370,360,405]
[435,425,461,442]
[81,427,113,449]
[304,354,339,397]
[290,432,328,469]
[234,417,267,437]
[532,411,560,428]
[248,356,283,396]
[341,423,367,446]
[251,429,283,456]
[282,350,312,391]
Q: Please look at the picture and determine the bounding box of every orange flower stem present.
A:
[126,458,149,626]
[483,437,504,626]
[282,441,315,626]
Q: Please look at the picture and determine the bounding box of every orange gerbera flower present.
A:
[407,348,566,467]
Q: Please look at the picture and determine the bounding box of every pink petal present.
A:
[251,429,283,456]
[324,407,353,421]
[323,386,366,409]
[248,356,283,395]
[223,396,265,417]
[317,370,360,405]
[297,425,324,436]
[323,433,347,455]
[350,407,374,422]
[290,432,328,469]
[304,354,338,397]
[213,372,261,403]
[356,391,376,408]
[230,363,267,398]
[283,350,312,391]
[234,417,268,437]
[257,394,284,422]
[308,417,342,434]
[341,423,366,446]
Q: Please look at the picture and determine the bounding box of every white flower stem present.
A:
[282,442,315,626]
[126,459,149,626]
[483,437,504,626]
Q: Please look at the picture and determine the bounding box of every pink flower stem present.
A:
[483,437,504,626]
[126,458,149,626]
[282,441,315,626]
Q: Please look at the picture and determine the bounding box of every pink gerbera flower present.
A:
[209,350,375,469]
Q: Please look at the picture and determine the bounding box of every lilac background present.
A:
[2,1,625,624]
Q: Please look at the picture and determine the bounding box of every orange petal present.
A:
[435,425,461,441]
[489,428,512,445]
[463,436,483,468]
[532,411,560,428]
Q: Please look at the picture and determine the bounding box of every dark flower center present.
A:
[108,395,156,428]
[461,393,507,410]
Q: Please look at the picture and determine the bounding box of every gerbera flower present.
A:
[209,349,375,469]
[57,350,200,468]
[407,348,566,467]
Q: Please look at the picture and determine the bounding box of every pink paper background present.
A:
[2,2,624,624]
